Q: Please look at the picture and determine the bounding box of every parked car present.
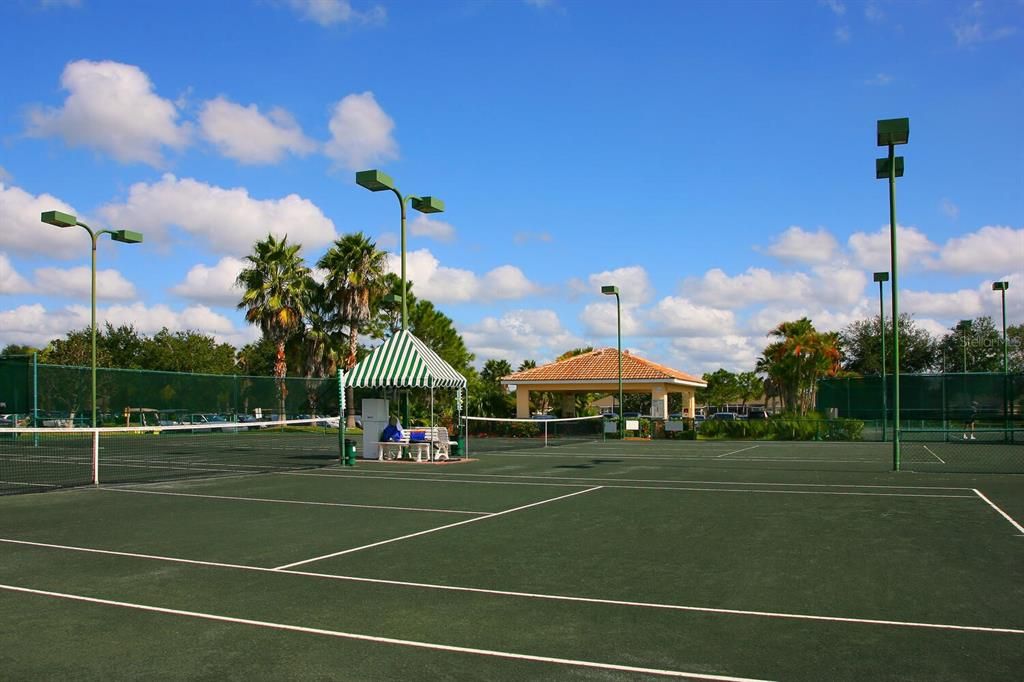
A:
[747,409,769,420]
[710,412,739,421]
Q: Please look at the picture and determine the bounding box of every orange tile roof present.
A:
[503,348,706,386]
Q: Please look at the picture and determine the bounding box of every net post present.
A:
[544,420,548,447]
[91,429,100,485]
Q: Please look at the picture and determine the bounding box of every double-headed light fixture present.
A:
[40,210,143,428]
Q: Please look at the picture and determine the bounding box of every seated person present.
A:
[381,416,403,442]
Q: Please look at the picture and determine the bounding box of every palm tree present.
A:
[236,234,312,418]
[318,233,389,428]
[301,281,342,416]
[757,318,842,415]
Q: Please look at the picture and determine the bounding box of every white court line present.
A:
[284,471,587,488]
[0,584,769,682]
[922,446,946,464]
[0,480,58,489]
[100,487,489,515]
[296,466,966,489]
[716,445,760,459]
[3,537,1021,636]
[973,489,1024,535]
[273,486,604,570]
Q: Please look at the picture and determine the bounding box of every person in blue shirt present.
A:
[381,416,403,442]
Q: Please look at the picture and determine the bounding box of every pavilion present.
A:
[501,348,707,419]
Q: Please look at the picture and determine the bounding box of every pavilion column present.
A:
[651,385,668,419]
[687,390,696,417]
[515,386,530,418]
[561,392,577,417]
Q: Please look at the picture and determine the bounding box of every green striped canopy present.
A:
[343,330,467,389]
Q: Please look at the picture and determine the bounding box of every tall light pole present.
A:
[993,281,1010,441]
[601,285,623,440]
[874,271,889,441]
[41,211,143,427]
[355,170,444,331]
[876,117,909,471]
[356,170,444,426]
[993,282,1009,373]
[959,319,972,373]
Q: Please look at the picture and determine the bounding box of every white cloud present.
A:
[572,266,654,305]
[764,226,838,264]
[847,224,937,271]
[287,0,386,27]
[0,166,10,183]
[930,225,1024,274]
[668,335,760,375]
[0,253,33,294]
[579,300,645,337]
[324,92,398,170]
[821,0,846,16]
[170,257,245,306]
[0,182,86,259]
[392,249,541,303]
[647,297,737,336]
[99,174,337,256]
[32,265,137,300]
[810,265,867,307]
[26,60,190,166]
[460,309,582,365]
[864,73,892,86]
[409,215,456,242]
[902,288,985,319]
[199,97,317,164]
[684,267,813,309]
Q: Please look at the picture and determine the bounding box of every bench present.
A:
[377,427,455,462]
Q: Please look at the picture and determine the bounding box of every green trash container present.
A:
[344,439,357,466]
[450,440,460,459]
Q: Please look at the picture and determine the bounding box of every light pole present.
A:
[355,170,444,332]
[993,282,1010,441]
[993,282,1009,373]
[876,117,909,471]
[601,285,623,440]
[40,210,143,427]
[874,271,889,441]
[959,319,972,373]
[356,170,444,426]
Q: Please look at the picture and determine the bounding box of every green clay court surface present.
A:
[2,439,1022,680]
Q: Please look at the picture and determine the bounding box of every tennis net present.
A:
[462,415,605,455]
[0,417,341,495]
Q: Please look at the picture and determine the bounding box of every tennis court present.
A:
[2,436,1022,680]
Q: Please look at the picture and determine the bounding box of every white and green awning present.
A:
[343,330,467,389]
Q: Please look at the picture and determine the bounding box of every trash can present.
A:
[450,440,460,458]
[344,439,357,466]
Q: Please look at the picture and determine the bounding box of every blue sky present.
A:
[1,0,1021,375]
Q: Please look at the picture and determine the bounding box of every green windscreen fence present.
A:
[0,356,339,426]
[817,373,1023,426]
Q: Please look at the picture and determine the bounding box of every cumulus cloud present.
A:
[390,249,542,303]
[929,225,1023,274]
[26,60,190,166]
[409,215,456,242]
[199,97,317,164]
[287,0,386,27]
[99,174,337,256]
[579,300,645,337]
[764,226,839,264]
[668,335,760,375]
[0,253,33,294]
[569,266,654,305]
[460,309,583,365]
[32,266,137,301]
[647,297,738,336]
[0,183,85,259]
[684,267,813,309]
[170,257,245,306]
[324,92,398,170]
[847,224,937,271]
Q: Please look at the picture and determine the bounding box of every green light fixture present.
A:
[41,210,143,428]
